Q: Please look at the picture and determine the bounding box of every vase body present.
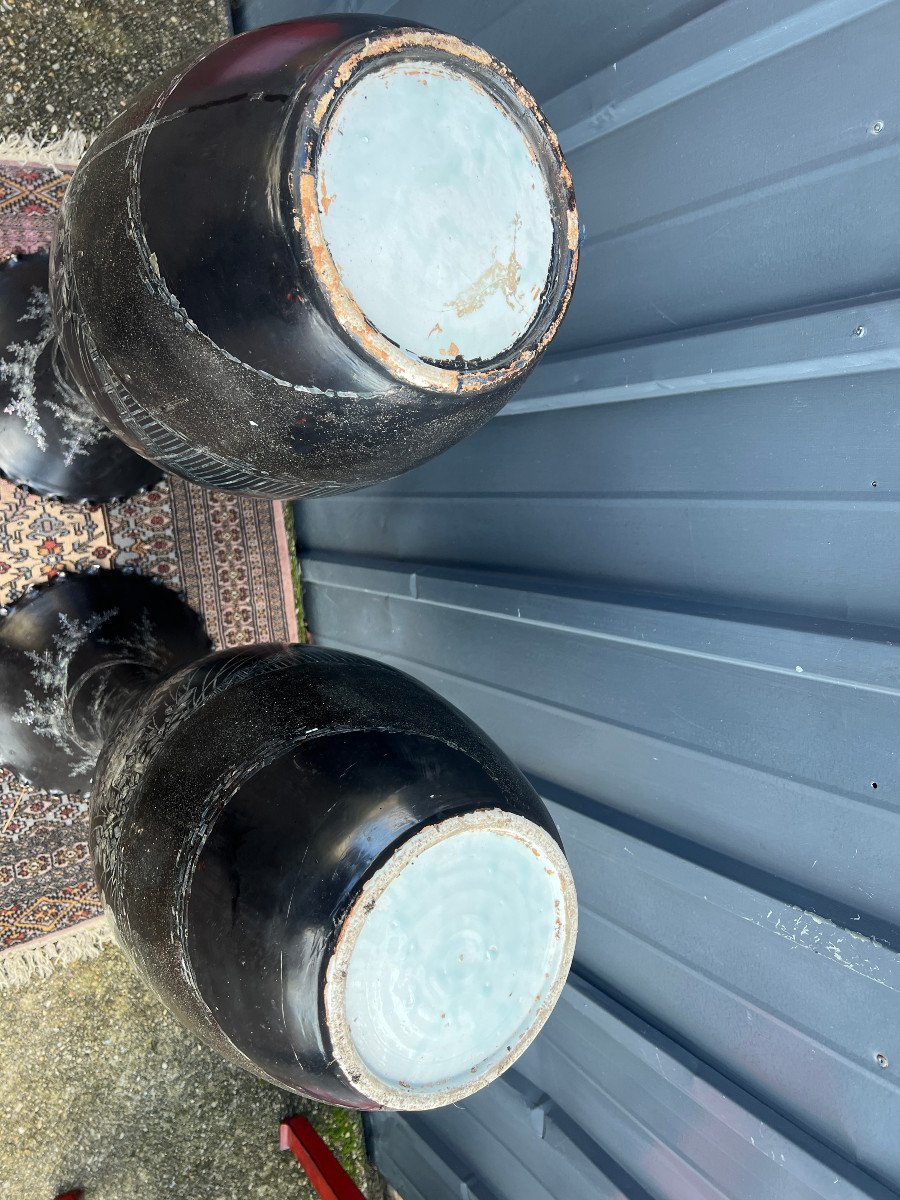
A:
[91,642,577,1109]
[51,16,578,498]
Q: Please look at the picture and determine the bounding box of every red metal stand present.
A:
[53,1192,83,1199]
[279,1115,366,1200]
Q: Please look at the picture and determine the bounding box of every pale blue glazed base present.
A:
[316,58,555,365]
[325,809,577,1110]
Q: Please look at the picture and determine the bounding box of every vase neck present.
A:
[65,653,162,758]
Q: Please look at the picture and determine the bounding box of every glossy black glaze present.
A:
[188,732,540,1105]
[51,16,577,498]
[0,255,161,502]
[0,572,567,1106]
[90,641,560,1107]
[0,571,209,792]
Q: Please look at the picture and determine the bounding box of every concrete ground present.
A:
[0,0,231,142]
[2,942,380,1200]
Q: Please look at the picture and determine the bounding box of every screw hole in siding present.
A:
[854,325,866,337]
[870,120,885,135]
[870,781,879,790]
[876,1053,889,1068]
[872,481,878,488]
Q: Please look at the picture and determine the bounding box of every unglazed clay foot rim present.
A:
[292,28,579,397]
[324,807,578,1111]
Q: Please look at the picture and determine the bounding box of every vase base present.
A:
[0,253,162,503]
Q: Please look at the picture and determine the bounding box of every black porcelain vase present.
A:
[0,572,577,1109]
[0,16,578,502]
[0,252,163,502]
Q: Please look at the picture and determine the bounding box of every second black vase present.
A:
[0,572,578,1109]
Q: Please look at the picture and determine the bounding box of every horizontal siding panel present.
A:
[550,0,900,349]
[298,490,900,625]
[561,151,900,349]
[545,0,889,153]
[235,0,719,103]
[549,802,900,1189]
[296,344,900,623]
[520,977,897,1200]
[406,1073,652,1200]
[365,1115,491,1200]
[262,0,900,1196]
[301,556,900,938]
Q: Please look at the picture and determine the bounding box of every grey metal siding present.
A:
[247,0,900,1195]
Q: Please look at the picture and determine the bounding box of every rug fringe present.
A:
[0,913,111,990]
[0,128,91,169]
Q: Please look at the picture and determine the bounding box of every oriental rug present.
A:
[0,160,300,985]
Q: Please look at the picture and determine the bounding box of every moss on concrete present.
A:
[1,942,378,1200]
[283,500,310,643]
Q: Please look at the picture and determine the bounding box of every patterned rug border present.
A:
[1,157,303,982]
[0,912,111,990]
[273,500,301,643]
[0,136,85,169]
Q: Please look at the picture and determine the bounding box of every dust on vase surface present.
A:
[45,17,577,498]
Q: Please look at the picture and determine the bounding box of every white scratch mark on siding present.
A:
[739,906,897,992]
